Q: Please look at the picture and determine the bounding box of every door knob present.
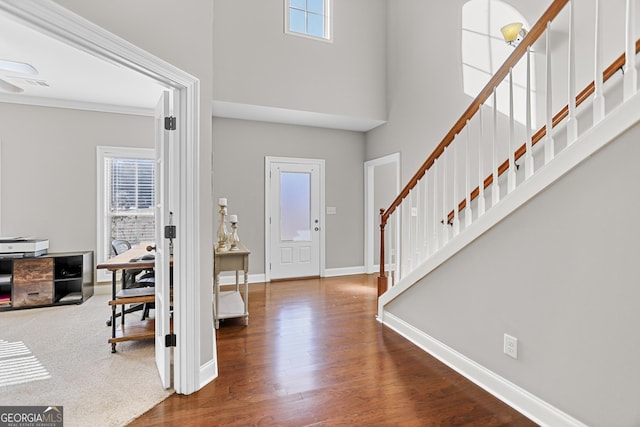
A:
[314,227,319,231]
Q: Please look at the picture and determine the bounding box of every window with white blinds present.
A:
[97,147,155,277]
[106,156,155,255]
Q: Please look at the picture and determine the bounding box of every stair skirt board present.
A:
[381,312,587,427]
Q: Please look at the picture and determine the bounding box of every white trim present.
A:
[95,146,154,283]
[382,312,588,427]
[324,266,365,277]
[0,0,209,395]
[379,90,640,317]
[283,0,333,43]
[364,153,400,274]
[265,156,326,282]
[199,358,217,390]
[0,93,153,117]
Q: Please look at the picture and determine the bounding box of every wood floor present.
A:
[129,275,536,426]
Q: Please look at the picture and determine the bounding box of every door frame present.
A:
[364,153,400,274]
[265,156,326,282]
[0,1,208,395]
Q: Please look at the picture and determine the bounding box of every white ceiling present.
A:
[0,11,165,116]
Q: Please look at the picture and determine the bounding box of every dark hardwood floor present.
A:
[129,275,536,426]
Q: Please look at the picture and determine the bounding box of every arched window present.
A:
[462,0,536,127]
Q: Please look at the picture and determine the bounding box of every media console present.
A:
[0,251,94,310]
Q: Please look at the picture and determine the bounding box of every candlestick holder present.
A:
[229,218,240,251]
[217,202,229,251]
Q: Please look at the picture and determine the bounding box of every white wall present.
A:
[0,104,152,251]
[213,0,387,122]
[386,121,640,426]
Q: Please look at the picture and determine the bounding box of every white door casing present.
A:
[265,157,325,281]
[364,153,401,274]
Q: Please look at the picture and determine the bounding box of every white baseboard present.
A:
[324,265,365,277]
[216,267,365,284]
[382,312,588,427]
[198,358,217,390]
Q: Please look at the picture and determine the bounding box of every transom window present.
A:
[285,0,332,41]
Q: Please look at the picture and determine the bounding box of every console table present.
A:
[213,243,250,329]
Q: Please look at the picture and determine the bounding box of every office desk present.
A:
[96,243,169,352]
[214,243,250,329]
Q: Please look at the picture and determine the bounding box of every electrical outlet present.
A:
[504,334,518,359]
[411,207,418,217]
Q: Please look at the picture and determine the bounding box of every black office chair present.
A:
[106,240,155,326]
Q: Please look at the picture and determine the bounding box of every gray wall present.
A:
[213,0,387,122]
[0,104,152,252]
[212,117,365,274]
[387,121,640,426]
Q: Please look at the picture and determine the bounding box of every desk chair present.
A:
[106,240,155,326]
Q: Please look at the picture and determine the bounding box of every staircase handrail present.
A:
[378,0,570,295]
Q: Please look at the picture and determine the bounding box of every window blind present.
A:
[105,156,155,257]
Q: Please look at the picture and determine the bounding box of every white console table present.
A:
[213,243,250,329]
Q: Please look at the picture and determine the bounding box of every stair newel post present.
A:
[624,0,638,100]
[544,21,555,164]
[477,106,486,217]
[491,87,500,206]
[593,0,605,123]
[452,137,460,237]
[378,208,387,297]
[525,46,534,179]
[465,120,473,228]
[507,67,517,193]
[566,0,578,145]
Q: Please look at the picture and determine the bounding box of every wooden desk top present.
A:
[96,242,157,271]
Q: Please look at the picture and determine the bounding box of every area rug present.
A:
[0,285,172,426]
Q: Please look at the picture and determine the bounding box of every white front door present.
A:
[267,158,323,280]
[154,91,173,389]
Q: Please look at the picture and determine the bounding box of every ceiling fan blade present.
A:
[0,78,24,93]
[0,59,37,75]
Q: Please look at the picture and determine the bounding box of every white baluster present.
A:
[508,68,516,193]
[525,47,534,179]
[452,138,460,237]
[625,0,638,100]
[567,0,578,145]
[442,147,449,246]
[423,172,429,260]
[477,106,486,217]
[593,0,605,123]
[545,22,555,164]
[492,88,500,206]
[432,158,439,253]
[465,121,473,228]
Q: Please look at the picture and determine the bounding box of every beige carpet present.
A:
[0,285,172,426]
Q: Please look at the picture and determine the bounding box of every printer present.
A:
[0,238,49,258]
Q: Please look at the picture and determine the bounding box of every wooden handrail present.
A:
[377,0,569,292]
[380,0,569,227]
[444,37,640,224]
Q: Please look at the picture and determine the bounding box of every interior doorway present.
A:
[364,153,400,274]
[0,1,209,395]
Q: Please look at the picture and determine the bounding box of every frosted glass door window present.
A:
[280,172,311,241]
